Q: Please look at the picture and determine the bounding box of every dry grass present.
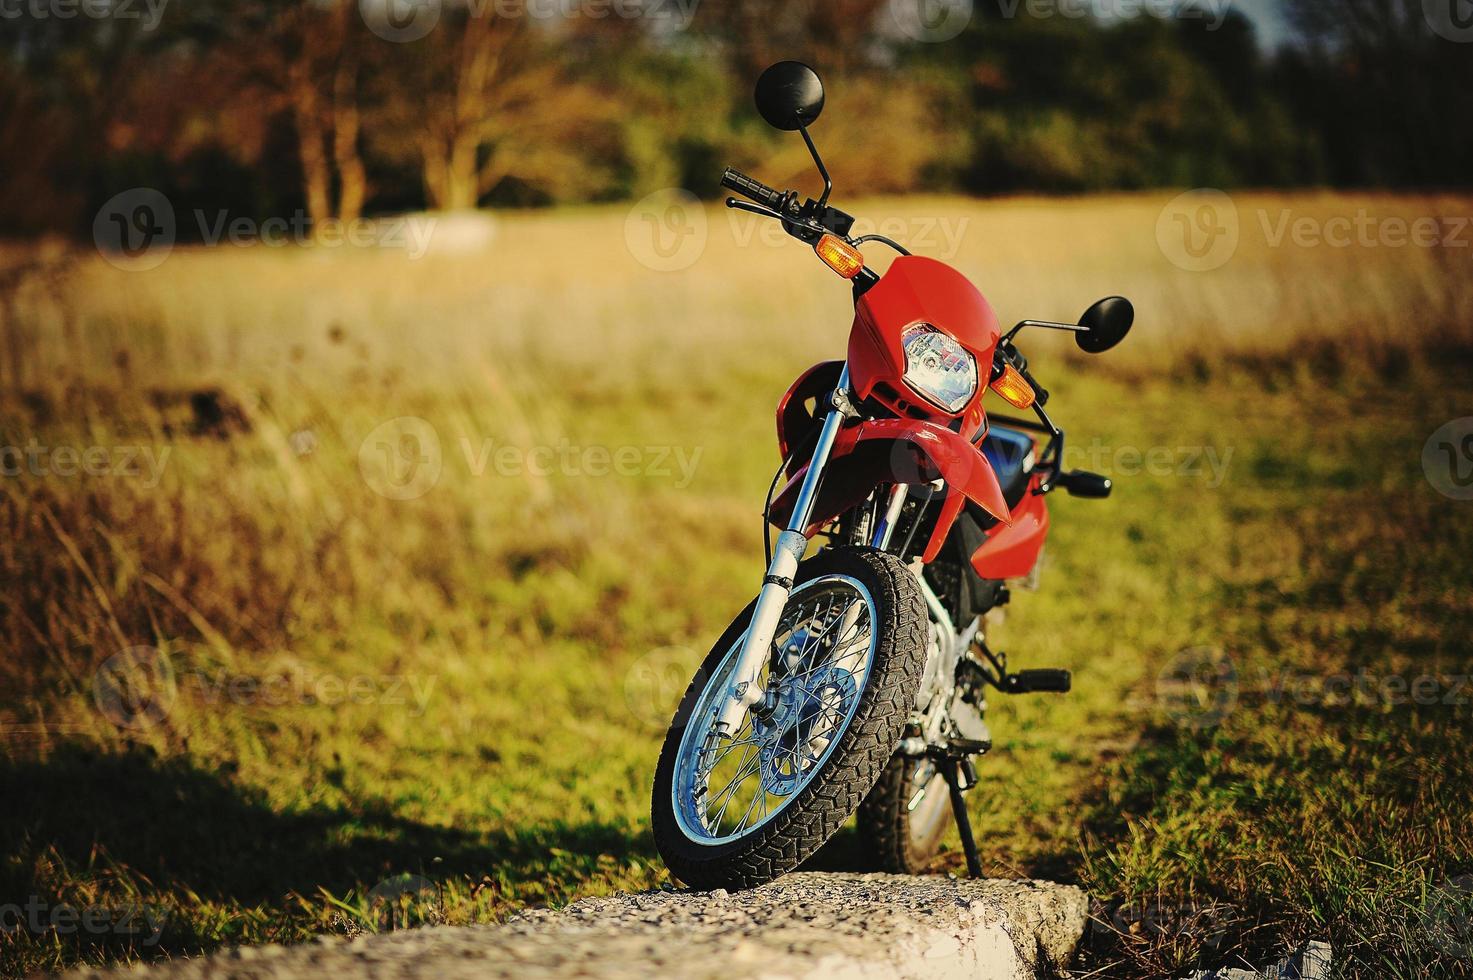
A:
[2,192,1471,977]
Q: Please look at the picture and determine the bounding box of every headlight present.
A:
[901,323,977,413]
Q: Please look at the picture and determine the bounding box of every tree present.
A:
[372,1,615,211]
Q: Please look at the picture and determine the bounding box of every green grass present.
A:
[2,196,1472,977]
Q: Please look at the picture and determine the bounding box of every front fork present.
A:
[715,366,853,734]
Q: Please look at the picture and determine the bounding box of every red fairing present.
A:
[970,478,1050,579]
[768,418,1012,536]
[849,255,1001,440]
[775,360,844,468]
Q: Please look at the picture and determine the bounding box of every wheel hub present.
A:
[754,666,858,795]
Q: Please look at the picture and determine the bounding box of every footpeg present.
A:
[1001,669,1072,694]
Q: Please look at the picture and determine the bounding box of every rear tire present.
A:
[652,547,927,890]
[857,756,954,874]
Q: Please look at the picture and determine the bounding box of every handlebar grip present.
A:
[721,168,783,211]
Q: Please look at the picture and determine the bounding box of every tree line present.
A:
[2,0,1469,237]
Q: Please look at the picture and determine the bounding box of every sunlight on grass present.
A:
[2,193,1470,977]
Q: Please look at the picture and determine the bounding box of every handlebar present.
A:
[995,342,1050,408]
[721,168,784,212]
[1019,365,1049,408]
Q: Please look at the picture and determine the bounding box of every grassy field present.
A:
[2,192,1472,978]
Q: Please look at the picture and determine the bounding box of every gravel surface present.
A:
[69,872,1088,980]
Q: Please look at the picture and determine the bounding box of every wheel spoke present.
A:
[672,574,880,844]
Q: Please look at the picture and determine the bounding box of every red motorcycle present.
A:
[652,62,1134,889]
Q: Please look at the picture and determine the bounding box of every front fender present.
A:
[769,419,1012,542]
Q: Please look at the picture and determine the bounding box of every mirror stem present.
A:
[798,120,832,208]
[1004,320,1090,343]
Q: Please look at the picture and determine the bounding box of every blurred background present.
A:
[3,1,1472,978]
[4,0,1473,230]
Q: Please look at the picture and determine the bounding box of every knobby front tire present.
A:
[651,547,927,890]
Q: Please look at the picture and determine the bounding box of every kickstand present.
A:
[939,758,983,879]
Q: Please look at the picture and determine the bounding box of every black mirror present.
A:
[754,61,825,131]
[1076,297,1134,354]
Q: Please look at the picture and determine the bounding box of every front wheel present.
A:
[652,547,927,890]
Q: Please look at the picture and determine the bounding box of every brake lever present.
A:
[726,197,835,248]
[725,197,784,220]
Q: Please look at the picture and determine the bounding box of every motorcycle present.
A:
[651,61,1134,889]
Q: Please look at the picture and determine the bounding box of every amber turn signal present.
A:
[814,234,865,279]
[989,364,1036,409]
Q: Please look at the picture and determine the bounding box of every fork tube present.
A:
[870,484,909,551]
[717,367,851,733]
